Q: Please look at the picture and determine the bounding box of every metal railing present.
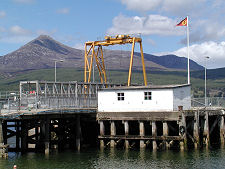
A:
[1,88,224,114]
[191,97,225,107]
[0,94,98,113]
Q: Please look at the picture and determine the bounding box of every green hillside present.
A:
[0,68,224,97]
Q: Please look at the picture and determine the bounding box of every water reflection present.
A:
[1,148,225,169]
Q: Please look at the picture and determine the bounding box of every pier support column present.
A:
[179,121,184,151]
[139,121,145,149]
[152,121,157,151]
[35,126,39,149]
[163,122,169,149]
[179,111,187,151]
[0,120,8,158]
[2,121,7,145]
[203,111,210,149]
[0,120,4,156]
[182,112,187,149]
[16,121,20,151]
[0,120,3,145]
[110,121,116,148]
[99,121,105,149]
[124,121,129,149]
[21,121,28,154]
[76,115,81,151]
[220,115,225,148]
[44,118,50,155]
[193,111,200,149]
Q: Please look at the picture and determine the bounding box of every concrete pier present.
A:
[220,114,224,148]
[163,122,169,149]
[0,120,3,145]
[193,111,200,149]
[139,121,145,149]
[21,121,28,154]
[99,121,105,149]
[124,121,129,149]
[0,120,8,158]
[0,106,224,153]
[110,121,116,148]
[203,111,210,149]
[76,115,81,151]
[44,118,50,155]
[152,121,157,151]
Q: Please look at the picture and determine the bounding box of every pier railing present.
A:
[0,81,224,113]
[0,81,123,113]
[191,97,225,107]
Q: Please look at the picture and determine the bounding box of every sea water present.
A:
[1,148,225,169]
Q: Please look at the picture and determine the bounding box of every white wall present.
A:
[173,86,191,110]
[98,89,174,112]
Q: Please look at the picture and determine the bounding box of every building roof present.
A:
[98,84,191,91]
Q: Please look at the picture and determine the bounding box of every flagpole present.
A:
[187,16,190,84]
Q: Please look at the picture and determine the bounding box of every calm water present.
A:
[1,148,225,169]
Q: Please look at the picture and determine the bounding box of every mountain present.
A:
[0,35,83,72]
[0,35,204,74]
[191,67,225,80]
[141,53,203,70]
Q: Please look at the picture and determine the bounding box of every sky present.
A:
[0,0,225,69]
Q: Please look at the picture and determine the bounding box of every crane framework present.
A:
[84,35,147,86]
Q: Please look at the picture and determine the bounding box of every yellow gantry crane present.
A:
[84,35,147,86]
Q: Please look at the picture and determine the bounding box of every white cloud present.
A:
[120,0,205,15]
[73,43,84,50]
[13,0,35,3]
[146,38,156,46]
[107,14,184,36]
[0,27,5,32]
[0,11,6,18]
[162,0,206,15]
[36,29,57,36]
[9,25,32,35]
[56,8,70,14]
[121,0,161,12]
[0,25,34,44]
[171,41,225,69]
[0,35,34,44]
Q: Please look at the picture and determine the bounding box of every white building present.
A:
[98,84,191,112]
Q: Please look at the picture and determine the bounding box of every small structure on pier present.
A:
[98,84,191,112]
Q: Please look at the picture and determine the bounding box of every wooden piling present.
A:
[182,112,187,149]
[139,121,145,149]
[152,121,157,151]
[110,121,116,148]
[203,111,210,149]
[163,122,169,149]
[0,119,7,158]
[76,115,81,151]
[44,118,50,155]
[35,126,39,149]
[193,111,199,149]
[2,121,7,145]
[99,121,105,149]
[16,121,20,151]
[21,121,28,154]
[0,120,3,144]
[220,114,224,148]
[124,121,129,149]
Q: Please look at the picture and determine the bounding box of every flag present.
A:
[176,17,187,26]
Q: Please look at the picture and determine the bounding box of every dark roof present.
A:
[98,84,191,91]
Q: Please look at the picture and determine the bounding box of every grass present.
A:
[0,68,224,97]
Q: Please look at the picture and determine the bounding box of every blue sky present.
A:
[0,0,225,69]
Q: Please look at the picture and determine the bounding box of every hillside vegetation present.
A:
[0,68,224,97]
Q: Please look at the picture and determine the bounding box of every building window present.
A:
[117,93,124,101]
[144,92,152,100]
